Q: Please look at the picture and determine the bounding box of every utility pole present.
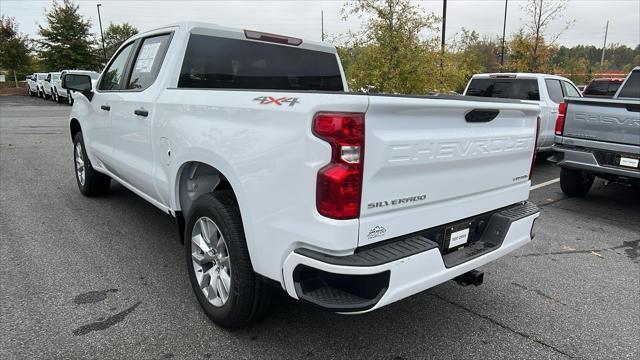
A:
[600,20,609,69]
[321,10,325,42]
[440,0,447,88]
[97,3,106,63]
[500,0,508,67]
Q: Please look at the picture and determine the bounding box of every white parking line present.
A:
[530,178,560,190]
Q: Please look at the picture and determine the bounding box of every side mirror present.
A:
[62,74,94,100]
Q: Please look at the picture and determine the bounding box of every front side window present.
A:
[99,42,134,91]
[178,34,344,91]
[53,74,61,81]
[545,79,564,103]
[465,78,540,100]
[617,71,640,99]
[127,34,171,90]
[562,81,580,97]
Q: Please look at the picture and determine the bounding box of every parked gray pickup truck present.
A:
[551,66,640,196]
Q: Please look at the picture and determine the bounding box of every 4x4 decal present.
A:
[253,96,300,107]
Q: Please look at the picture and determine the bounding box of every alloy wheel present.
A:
[74,142,85,186]
[191,217,231,307]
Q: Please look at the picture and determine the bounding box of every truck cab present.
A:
[464,73,582,152]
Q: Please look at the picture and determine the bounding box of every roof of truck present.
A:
[471,73,573,81]
[133,21,337,54]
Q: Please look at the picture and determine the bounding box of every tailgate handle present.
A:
[626,104,640,112]
[465,109,500,123]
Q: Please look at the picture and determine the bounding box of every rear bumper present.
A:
[282,202,539,313]
[551,143,640,179]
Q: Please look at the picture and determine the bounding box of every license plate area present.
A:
[616,154,640,169]
[444,220,476,251]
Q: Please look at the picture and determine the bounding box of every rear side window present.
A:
[545,79,564,103]
[465,78,540,100]
[617,71,640,99]
[178,34,344,91]
[127,34,172,90]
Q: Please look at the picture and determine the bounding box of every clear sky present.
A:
[1,0,639,48]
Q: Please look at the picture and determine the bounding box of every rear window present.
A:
[583,80,622,97]
[465,78,540,100]
[616,71,640,99]
[178,34,344,91]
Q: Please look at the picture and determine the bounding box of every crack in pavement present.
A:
[514,239,640,262]
[428,292,574,359]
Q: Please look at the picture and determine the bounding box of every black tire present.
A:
[73,132,111,196]
[185,191,273,328]
[560,168,594,197]
[55,90,63,103]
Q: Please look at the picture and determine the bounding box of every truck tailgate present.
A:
[563,98,640,146]
[359,95,540,246]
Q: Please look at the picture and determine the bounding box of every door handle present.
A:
[134,109,149,117]
[101,105,110,111]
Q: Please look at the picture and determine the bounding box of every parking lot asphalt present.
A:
[1,95,638,360]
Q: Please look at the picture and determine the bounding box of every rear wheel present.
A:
[560,168,594,197]
[185,191,273,328]
[73,132,111,196]
[55,89,63,103]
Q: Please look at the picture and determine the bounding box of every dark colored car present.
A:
[582,78,624,98]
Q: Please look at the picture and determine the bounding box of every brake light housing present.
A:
[529,116,541,180]
[555,102,567,135]
[313,112,365,220]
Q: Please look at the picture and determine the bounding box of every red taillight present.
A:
[313,112,365,220]
[529,116,541,180]
[555,102,567,135]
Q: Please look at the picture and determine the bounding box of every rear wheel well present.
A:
[176,162,236,243]
[70,119,81,141]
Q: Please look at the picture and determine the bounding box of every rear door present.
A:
[109,33,172,202]
[543,79,566,148]
[359,96,540,246]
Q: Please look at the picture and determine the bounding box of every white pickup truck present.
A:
[62,22,540,327]
[464,73,582,152]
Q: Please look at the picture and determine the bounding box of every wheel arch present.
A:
[70,118,81,141]
[174,161,238,244]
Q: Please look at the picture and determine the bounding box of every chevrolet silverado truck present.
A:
[464,73,582,152]
[27,73,47,97]
[62,22,541,327]
[551,66,640,197]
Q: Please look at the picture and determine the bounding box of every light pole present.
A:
[500,0,508,67]
[440,0,447,88]
[97,3,106,63]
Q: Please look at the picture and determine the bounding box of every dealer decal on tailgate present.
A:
[253,96,300,107]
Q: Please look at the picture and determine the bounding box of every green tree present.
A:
[339,0,440,94]
[37,0,101,71]
[102,22,138,60]
[0,16,31,87]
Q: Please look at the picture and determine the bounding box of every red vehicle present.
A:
[582,78,624,98]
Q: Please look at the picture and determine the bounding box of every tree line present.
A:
[2,0,638,92]
[1,0,137,87]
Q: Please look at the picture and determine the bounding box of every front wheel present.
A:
[73,132,111,196]
[560,168,594,197]
[185,191,273,328]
